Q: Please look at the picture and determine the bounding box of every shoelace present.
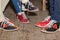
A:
[46,20,57,28]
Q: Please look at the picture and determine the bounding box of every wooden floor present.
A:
[0,0,60,40]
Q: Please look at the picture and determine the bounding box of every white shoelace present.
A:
[45,20,57,28]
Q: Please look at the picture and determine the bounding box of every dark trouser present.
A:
[11,0,22,13]
[50,0,60,23]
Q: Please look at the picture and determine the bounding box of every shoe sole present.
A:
[23,8,39,12]
[2,28,18,31]
[21,20,30,24]
[17,18,30,24]
[41,28,60,33]
[27,8,39,12]
[22,9,28,11]
[35,24,46,28]
[0,27,18,31]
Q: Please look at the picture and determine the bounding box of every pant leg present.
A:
[1,0,9,12]
[51,0,60,23]
[0,0,7,22]
[11,0,22,13]
[49,0,54,16]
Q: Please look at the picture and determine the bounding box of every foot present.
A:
[22,1,39,12]
[41,20,60,33]
[0,18,18,31]
[17,12,30,23]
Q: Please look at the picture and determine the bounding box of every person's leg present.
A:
[35,0,60,33]
[1,0,9,12]
[0,0,5,22]
[51,0,60,23]
[11,0,30,23]
[49,0,54,16]
[41,0,60,33]
[36,0,54,28]
[0,0,18,31]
